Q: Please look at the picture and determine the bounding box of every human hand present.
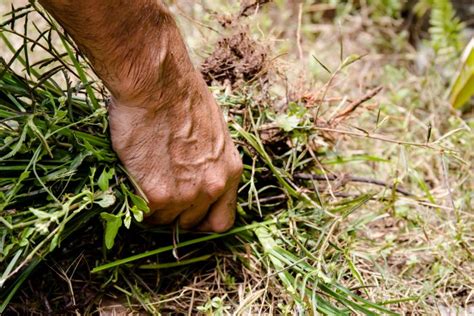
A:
[108,71,242,232]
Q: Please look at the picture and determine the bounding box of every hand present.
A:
[38,0,242,232]
[108,71,243,232]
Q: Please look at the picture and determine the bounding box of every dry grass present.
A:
[1,0,473,315]
[169,1,474,314]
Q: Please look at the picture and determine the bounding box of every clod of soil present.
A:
[201,30,268,86]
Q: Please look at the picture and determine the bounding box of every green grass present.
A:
[1,1,473,314]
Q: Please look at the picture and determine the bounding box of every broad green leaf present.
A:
[98,167,115,191]
[18,171,30,181]
[100,212,122,249]
[450,38,474,110]
[130,205,144,222]
[128,192,150,213]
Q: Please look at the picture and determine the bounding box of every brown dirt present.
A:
[201,29,268,86]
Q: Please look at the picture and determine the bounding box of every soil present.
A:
[201,29,268,86]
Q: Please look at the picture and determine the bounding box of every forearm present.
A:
[38,0,194,104]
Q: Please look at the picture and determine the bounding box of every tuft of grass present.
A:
[0,3,149,310]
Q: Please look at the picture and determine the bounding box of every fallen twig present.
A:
[330,86,383,124]
[293,173,413,196]
[311,126,440,149]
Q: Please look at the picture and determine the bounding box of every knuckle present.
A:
[146,189,172,209]
[177,189,199,204]
[149,192,170,204]
[230,159,244,178]
[205,179,226,199]
[148,187,199,209]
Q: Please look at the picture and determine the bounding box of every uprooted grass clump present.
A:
[201,28,268,86]
[1,1,473,314]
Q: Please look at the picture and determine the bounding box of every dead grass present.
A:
[1,0,473,315]
[171,1,474,314]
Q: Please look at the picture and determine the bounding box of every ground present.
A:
[0,0,473,315]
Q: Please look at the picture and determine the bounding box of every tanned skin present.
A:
[38,0,243,232]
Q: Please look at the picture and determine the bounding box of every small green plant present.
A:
[428,0,464,60]
[197,296,231,315]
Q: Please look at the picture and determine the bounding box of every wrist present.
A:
[109,32,197,109]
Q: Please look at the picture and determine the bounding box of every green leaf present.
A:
[98,167,115,192]
[18,228,34,247]
[312,55,332,74]
[287,102,308,118]
[0,249,22,287]
[60,36,100,109]
[341,54,362,69]
[92,220,279,273]
[124,211,132,229]
[29,207,52,220]
[450,38,474,110]
[50,234,60,252]
[18,171,30,182]
[130,205,144,222]
[100,212,122,249]
[95,191,116,208]
[275,114,300,132]
[128,192,150,213]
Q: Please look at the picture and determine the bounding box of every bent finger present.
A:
[146,207,184,225]
[178,201,210,230]
[197,182,238,233]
